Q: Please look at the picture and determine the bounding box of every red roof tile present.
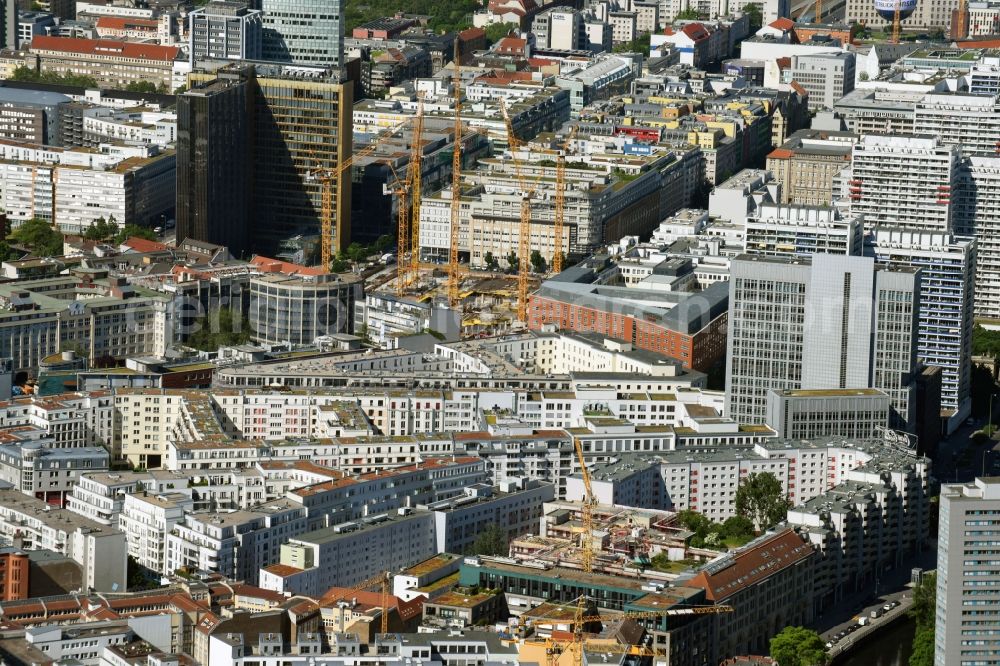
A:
[30,36,180,62]
[250,255,327,276]
[768,18,796,31]
[122,236,169,253]
[767,148,793,159]
[688,529,813,602]
[96,16,160,30]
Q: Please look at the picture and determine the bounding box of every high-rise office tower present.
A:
[260,0,344,67]
[188,2,264,65]
[936,477,1000,666]
[849,135,960,232]
[726,253,920,428]
[870,227,975,429]
[182,63,353,255]
[176,73,253,255]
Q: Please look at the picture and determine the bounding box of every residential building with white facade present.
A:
[744,203,864,257]
[913,92,1000,157]
[956,155,1000,321]
[849,134,960,232]
[871,227,975,428]
[119,492,193,576]
[0,488,126,592]
[0,443,108,506]
[935,477,1000,666]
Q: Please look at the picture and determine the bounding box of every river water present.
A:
[839,617,915,666]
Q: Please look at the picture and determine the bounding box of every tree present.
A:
[484,22,518,44]
[345,242,369,263]
[742,3,763,30]
[613,33,651,54]
[507,251,519,272]
[735,472,788,532]
[721,515,755,540]
[530,249,546,273]
[483,251,499,271]
[114,224,156,244]
[186,307,251,351]
[174,84,188,94]
[84,216,120,241]
[9,218,64,257]
[675,7,701,20]
[909,625,934,666]
[469,523,508,556]
[125,81,158,94]
[770,626,828,666]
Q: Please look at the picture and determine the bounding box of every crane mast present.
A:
[448,41,463,306]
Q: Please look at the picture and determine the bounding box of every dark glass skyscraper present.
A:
[179,63,353,256]
[176,73,253,255]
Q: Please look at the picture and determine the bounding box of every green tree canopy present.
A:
[675,8,701,20]
[114,224,157,245]
[743,3,763,30]
[483,251,499,271]
[530,249,546,273]
[507,252,518,272]
[973,324,1000,358]
[125,81,158,93]
[735,472,788,532]
[908,572,936,666]
[9,218,63,257]
[186,307,251,351]
[770,626,828,666]
[484,22,518,44]
[84,216,120,241]
[469,523,508,556]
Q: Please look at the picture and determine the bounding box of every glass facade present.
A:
[260,0,344,67]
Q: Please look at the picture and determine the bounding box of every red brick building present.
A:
[0,552,29,601]
[527,269,729,371]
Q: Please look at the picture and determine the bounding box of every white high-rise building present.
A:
[850,134,960,232]
[726,253,920,427]
[870,228,975,429]
[914,92,1000,156]
[956,155,1000,320]
[936,477,1000,666]
[188,1,263,64]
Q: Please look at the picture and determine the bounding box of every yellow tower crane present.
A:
[573,437,596,573]
[815,0,822,23]
[527,596,734,666]
[956,0,968,39]
[552,126,577,275]
[408,96,425,287]
[892,0,902,43]
[498,99,533,322]
[448,40,464,306]
[308,121,407,271]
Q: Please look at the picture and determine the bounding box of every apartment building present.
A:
[0,142,176,232]
[936,477,1000,666]
[29,36,182,90]
[119,492,193,576]
[0,443,109,507]
[0,489,126,592]
[957,155,1000,320]
[355,293,461,349]
[259,510,438,596]
[685,529,815,661]
[744,203,864,257]
[424,480,555,554]
[726,254,920,427]
[871,227,975,426]
[164,498,307,585]
[913,92,1000,157]
[849,134,960,231]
